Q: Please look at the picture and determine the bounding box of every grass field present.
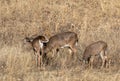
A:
[0,0,120,81]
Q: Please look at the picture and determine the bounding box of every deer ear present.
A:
[42,36,49,43]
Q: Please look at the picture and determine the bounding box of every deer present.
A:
[82,41,108,69]
[42,31,78,64]
[25,35,48,67]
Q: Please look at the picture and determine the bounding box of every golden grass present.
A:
[0,44,120,81]
[0,0,120,81]
[0,45,120,81]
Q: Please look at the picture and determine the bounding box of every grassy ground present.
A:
[0,0,120,81]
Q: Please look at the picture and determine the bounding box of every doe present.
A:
[83,41,108,68]
[25,35,48,67]
[43,31,78,64]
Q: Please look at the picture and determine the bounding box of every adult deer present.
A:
[83,41,108,68]
[43,31,78,64]
[25,35,48,67]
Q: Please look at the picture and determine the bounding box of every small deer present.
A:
[43,31,78,64]
[25,35,48,67]
[83,41,108,68]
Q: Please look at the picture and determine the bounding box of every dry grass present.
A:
[0,0,120,81]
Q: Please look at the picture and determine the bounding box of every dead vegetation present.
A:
[0,0,120,81]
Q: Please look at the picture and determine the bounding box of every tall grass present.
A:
[0,0,120,81]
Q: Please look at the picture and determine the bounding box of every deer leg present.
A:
[40,48,44,67]
[68,48,72,55]
[37,54,40,67]
[52,49,58,57]
[105,57,111,68]
[33,50,37,66]
[100,50,106,68]
[37,50,43,68]
[108,58,112,68]
[36,51,42,67]
[34,48,39,67]
[89,56,94,69]
[70,46,77,59]
[68,47,74,59]
[40,55,43,68]
[42,52,48,65]
[104,50,108,68]
[34,52,38,67]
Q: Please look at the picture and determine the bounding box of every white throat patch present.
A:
[39,40,43,48]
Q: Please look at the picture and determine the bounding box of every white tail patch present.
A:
[39,40,43,48]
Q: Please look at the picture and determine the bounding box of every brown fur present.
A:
[43,31,78,64]
[25,35,48,67]
[83,41,108,68]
